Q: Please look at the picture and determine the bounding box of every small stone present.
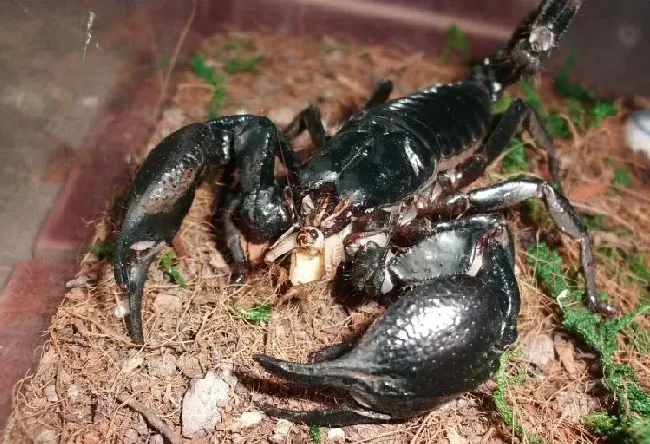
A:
[177,355,203,379]
[67,384,82,402]
[253,79,280,95]
[134,413,149,436]
[35,428,58,444]
[65,275,91,288]
[122,356,144,374]
[152,294,182,314]
[270,418,292,443]
[327,428,345,442]
[231,433,245,444]
[160,108,189,137]
[625,110,650,157]
[148,354,177,379]
[130,240,157,251]
[267,107,295,126]
[123,428,139,444]
[181,371,231,438]
[148,435,164,444]
[43,385,59,403]
[114,300,130,319]
[522,333,555,373]
[81,96,99,108]
[554,391,600,423]
[237,411,263,429]
[168,389,183,408]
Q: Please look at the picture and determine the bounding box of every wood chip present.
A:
[554,334,578,378]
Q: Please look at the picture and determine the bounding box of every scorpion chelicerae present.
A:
[113,0,616,426]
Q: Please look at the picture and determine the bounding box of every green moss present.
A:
[582,214,607,231]
[519,78,544,112]
[581,413,619,437]
[441,24,470,62]
[614,168,634,188]
[226,55,262,74]
[232,303,272,325]
[190,54,228,118]
[90,240,114,262]
[553,49,596,103]
[159,251,187,287]
[589,101,617,128]
[501,137,529,175]
[309,424,322,443]
[527,241,650,442]
[494,351,545,443]
[491,96,514,115]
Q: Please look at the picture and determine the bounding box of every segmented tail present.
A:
[471,0,583,100]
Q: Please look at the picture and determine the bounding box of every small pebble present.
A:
[122,356,144,374]
[147,353,177,378]
[270,418,292,443]
[152,293,182,314]
[130,240,157,251]
[123,428,139,444]
[36,428,57,444]
[67,384,82,403]
[65,275,91,288]
[134,413,149,436]
[522,333,555,373]
[177,355,204,379]
[81,96,99,108]
[327,428,345,442]
[113,300,130,319]
[237,411,263,429]
[181,371,232,438]
[625,110,650,157]
[267,107,295,126]
[43,384,58,403]
[148,435,164,444]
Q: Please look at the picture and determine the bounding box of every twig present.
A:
[152,0,197,121]
[116,393,181,444]
[409,411,434,444]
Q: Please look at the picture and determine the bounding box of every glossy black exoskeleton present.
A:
[113,0,613,347]
[255,214,520,425]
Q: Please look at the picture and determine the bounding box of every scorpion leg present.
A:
[442,99,562,191]
[284,78,392,149]
[255,223,520,426]
[114,116,293,344]
[220,189,248,284]
[430,176,616,315]
[345,213,512,298]
[362,78,393,109]
[283,105,327,149]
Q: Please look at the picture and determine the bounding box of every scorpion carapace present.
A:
[113,0,610,362]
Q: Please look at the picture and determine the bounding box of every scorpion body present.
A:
[112,0,616,426]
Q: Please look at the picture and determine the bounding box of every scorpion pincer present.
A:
[113,0,614,425]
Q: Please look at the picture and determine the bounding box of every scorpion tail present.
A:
[471,0,583,98]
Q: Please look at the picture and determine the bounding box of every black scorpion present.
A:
[113,0,615,425]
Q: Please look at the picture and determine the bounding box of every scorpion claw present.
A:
[256,402,393,427]
[114,239,167,344]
